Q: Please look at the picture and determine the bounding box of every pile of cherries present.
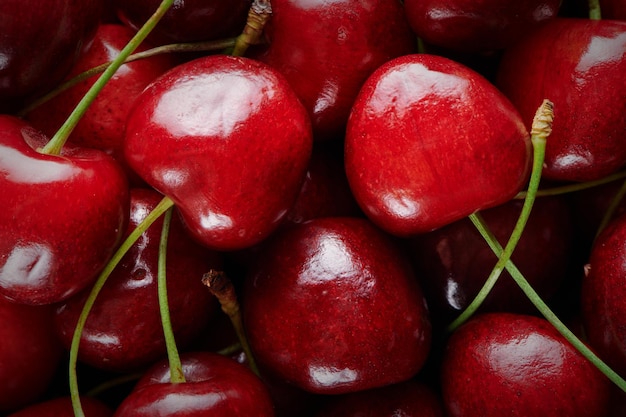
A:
[1,0,626,416]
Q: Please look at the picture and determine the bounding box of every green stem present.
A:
[447,100,553,332]
[595,178,626,240]
[157,208,186,383]
[229,0,272,57]
[514,170,626,199]
[41,0,175,155]
[69,196,175,417]
[589,0,602,20]
[19,38,235,116]
[470,213,626,392]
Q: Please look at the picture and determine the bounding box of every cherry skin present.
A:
[54,188,221,372]
[0,115,129,305]
[408,195,574,327]
[404,0,561,52]
[114,0,250,44]
[243,217,432,395]
[25,24,177,185]
[582,212,626,377]
[124,54,313,251]
[345,53,531,237]
[6,396,112,417]
[0,295,64,413]
[252,0,416,140]
[314,380,444,417]
[441,312,611,417]
[114,351,275,416]
[0,0,103,110]
[496,18,626,182]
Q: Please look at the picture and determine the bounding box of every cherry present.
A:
[496,17,626,182]
[0,115,129,305]
[54,188,221,372]
[404,0,561,52]
[24,24,177,184]
[0,0,103,110]
[114,0,251,44]
[345,53,531,237]
[408,195,575,327]
[242,217,431,395]
[124,54,313,251]
[582,211,626,377]
[6,396,112,417]
[441,312,611,416]
[0,295,64,413]
[113,351,275,416]
[252,0,416,140]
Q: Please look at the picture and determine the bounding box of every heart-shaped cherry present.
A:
[0,115,129,305]
[54,188,222,372]
[252,0,416,140]
[243,217,431,395]
[441,312,611,416]
[124,54,313,251]
[496,18,626,182]
[113,351,275,416]
[345,53,531,236]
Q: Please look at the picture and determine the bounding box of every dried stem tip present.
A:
[202,270,239,317]
[530,99,555,140]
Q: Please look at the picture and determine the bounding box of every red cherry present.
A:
[25,24,177,184]
[0,115,129,305]
[404,0,561,52]
[0,0,103,109]
[496,18,626,182]
[582,212,626,377]
[54,188,221,372]
[441,312,611,417]
[114,351,275,416]
[252,0,416,140]
[0,295,63,413]
[124,55,313,251]
[243,217,431,394]
[345,53,531,236]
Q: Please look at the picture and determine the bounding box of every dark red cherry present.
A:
[6,396,112,417]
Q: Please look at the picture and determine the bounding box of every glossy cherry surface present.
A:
[115,0,250,44]
[243,217,431,394]
[345,53,531,237]
[441,312,611,417]
[582,212,626,377]
[497,18,626,182]
[124,55,313,251]
[114,351,275,416]
[0,115,129,305]
[404,0,560,52]
[25,24,177,184]
[0,0,103,109]
[54,188,221,372]
[0,295,63,413]
[7,396,112,417]
[253,0,416,140]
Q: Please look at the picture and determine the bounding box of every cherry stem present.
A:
[40,0,175,156]
[85,373,142,398]
[447,99,553,332]
[514,169,626,199]
[19,38,236,116]
[594,178,626,240]
[202,270,261,377]
[69,196,175,417]
[229,0,273,57]
[589,0,602,20]
[470,211,626,392]
[157,207,186,383]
